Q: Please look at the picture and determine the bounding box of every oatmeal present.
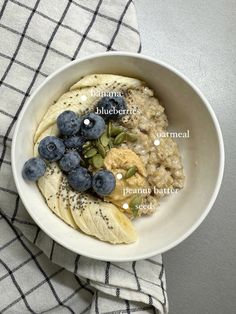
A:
[118,86,185,213]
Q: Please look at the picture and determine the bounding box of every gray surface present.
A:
[135,0,236,313]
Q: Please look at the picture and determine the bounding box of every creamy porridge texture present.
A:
[26,74,185,244]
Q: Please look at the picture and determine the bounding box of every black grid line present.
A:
[0,135,12,142]
[0,251,42,282]
[0,208,37,227]
[159,264,167,308]
[0,23,72,60]
[71,0,139,35]
[146,259,163,267]
[49,240,55,261]
[74,254,81,274]
[132,262,141,291]
[0,109,14,119]
[102,306,154,314]
[0,51,48,77]
[95,291,99,314]
[9,0,113,52]
[0,234,22,251]
[1,80,30,96]
[33,226,40,244]
[72,0,104,60]
[1,160,11,165]
[105,262,110,284]
[12,216,37,227]
[110,263,164,290]
[107,0,133,50]
[125,299,131,314]
[148,294,153,305]
[11,194,19,223]
[74,275,94,296]
[0,256,36,313]
[138,42,142,53]
[0,186,18,195]
[79,304,91,314]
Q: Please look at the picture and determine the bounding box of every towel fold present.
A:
[0,0,168,313]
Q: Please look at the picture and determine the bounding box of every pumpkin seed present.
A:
[108,138,114,149]
[111,126,124,137]
[95,141,106,158]
[84,147,97,158]
[125,165,137,179]
[126,132,138,142]
[114,132,125,145]
[107,121,112,137]
[100,132,109,147]
[129,195,142,217]
[92,154,104,169]
[82,141,92,149]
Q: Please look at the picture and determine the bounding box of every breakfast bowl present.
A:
[11,52,224,261]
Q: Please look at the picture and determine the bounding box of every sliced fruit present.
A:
[69,190,137,244]
[38,163,77,228]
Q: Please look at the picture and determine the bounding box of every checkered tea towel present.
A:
[0,0,168,313]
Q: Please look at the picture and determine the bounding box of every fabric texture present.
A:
[0,0,168,313]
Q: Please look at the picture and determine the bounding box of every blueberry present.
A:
[57,110,81,136]
[92,170,116,196]
[22,157,46,181]
[64,135,86,151]
[80,113,105,140]
[59,151,81,172]
[68,167,92,192]
[94,96,127,121]
[38,136,65,161]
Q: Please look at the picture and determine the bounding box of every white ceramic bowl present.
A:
[12,52,224,261]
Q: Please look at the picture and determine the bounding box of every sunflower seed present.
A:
[114,132,125,145]
[125,166,137,179]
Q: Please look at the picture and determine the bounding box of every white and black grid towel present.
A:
[0,1,168,313]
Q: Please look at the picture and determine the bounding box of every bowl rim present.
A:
[11,51,225,261]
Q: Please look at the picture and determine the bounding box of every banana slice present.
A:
[69,191,137,244]
[38,163,77,229]
[70,74,144,90]
[38,163,61,218]
[57,175,77,228]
